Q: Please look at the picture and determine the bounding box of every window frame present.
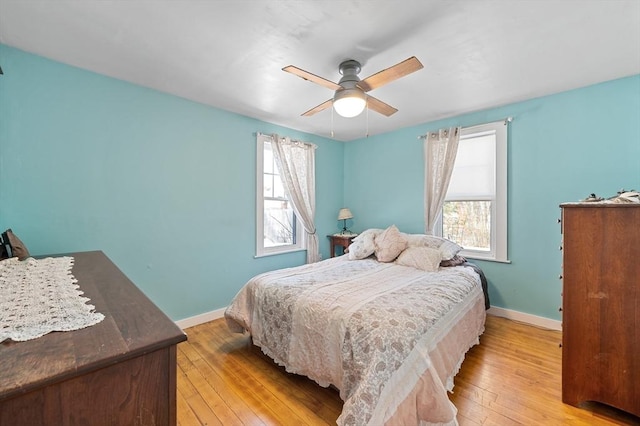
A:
[255,133,305,257]
[435,120,508,263]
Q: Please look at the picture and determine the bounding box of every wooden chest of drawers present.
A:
[0,251,187,425]
[560,203,639,416]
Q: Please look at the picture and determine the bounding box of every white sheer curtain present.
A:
[271,135,320,263]
[424,127,461,234]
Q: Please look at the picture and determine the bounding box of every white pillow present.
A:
[347,228,383,260]
[374,225,408,262]
[438,239,463,261]
[354,228,383,242]
[348,233,377,260]
[396,247,442,272]
[402,233,463,261]
[402,233,442,248]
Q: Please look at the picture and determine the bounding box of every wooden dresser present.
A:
[560,203,639,416]
[0,251,187,425]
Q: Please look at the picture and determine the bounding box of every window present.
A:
[437,120,508,262]
[256,134,304,256]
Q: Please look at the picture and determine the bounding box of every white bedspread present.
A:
[225,256,485,425]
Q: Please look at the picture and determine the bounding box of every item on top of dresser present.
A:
[0,228,31,261]
[580,193,604,202]
[616,190,639,203]
[606,189,640,204]
[0,256,104,342]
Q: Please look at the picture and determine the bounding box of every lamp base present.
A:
[341,222,354,236]
[341,219,350,235]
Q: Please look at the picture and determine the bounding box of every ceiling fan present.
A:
[282,56,423,118]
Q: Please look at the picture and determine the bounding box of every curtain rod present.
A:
[256,132,317,148]
[417,117,513,139]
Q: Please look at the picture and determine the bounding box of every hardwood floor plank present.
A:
[203,321,339,425]
[185,332,275,425]
[190,357,268,426]
[177,352,199,399]
[206,320,342,422]
[455,396,521,426]
[182,392,224,426]
[452,379,498,407]
[183,357,243,425]
[187,325,319,425]
[177,386,203,426]
[178,333,268,425]
[177,314,640,425]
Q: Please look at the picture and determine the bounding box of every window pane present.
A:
[264,141,274,174]
[443,201,491,251]
[263,173,273,198]
[448,134,495,198]
[273,173,286,199]
[264,199,295,247]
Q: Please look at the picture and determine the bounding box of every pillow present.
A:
[353,228,383,241]
[374,225,407,262]
[438,239,463,261]
[348,233,376,260]
[1,229,31,261]
[402,233,463,261]
[402,233,443,249]
[347,228,383,260]
[396,247,442,272]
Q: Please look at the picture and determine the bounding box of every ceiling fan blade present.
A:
[283,65,341,91]
[366,95,398,117]
[301,99,333,116]
[358,56,424,92]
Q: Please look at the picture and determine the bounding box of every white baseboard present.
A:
[487,306,562,331]
[175,305,562,332]
[175,307,226,330]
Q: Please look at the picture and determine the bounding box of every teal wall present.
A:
[344,74,640,320]
[0,45,345,320]
[2,44,639,322]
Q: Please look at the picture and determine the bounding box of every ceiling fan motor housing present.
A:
[338,59,362,89]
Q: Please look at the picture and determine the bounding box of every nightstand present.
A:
[327,234,357,258]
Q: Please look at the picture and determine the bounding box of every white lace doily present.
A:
[0,256,105,343]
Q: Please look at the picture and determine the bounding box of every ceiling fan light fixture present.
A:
[333,88,366,118]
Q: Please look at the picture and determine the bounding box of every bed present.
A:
[225,226,488,426]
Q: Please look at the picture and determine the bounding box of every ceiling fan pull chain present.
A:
[366,97,369,138]
[331,106,335,138]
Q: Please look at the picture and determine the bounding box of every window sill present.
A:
[463,253,511,264]
[255,247,306,258]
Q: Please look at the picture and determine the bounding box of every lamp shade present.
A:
[333,88,366,118]
[337,208,353,221]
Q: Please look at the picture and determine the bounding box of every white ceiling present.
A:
[1,1,639,141]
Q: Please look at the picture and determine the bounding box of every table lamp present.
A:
[337,208,353,234]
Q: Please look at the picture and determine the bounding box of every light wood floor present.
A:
[177,315,639,425]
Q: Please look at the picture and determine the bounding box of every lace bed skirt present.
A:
[0,256,105,343]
